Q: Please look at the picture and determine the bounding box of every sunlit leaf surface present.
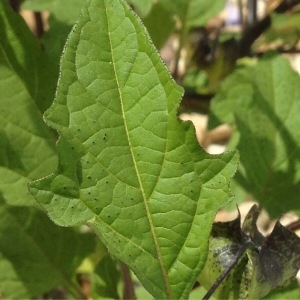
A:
[29,0,238,298]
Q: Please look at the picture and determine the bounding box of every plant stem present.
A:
[34,12,44,39]
[120,262,136,300]
[246,0,257,27]
[202,241,253,300]
[238,0,244,29]
[287,219,300,232]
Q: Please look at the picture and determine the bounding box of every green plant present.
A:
[1,0,300,299]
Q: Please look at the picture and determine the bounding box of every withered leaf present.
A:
[199,205,300,299]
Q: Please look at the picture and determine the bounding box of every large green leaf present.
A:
[29,0,238,298]
[0,197,95,299]
[0,0,57,206]
[209,54,300,217]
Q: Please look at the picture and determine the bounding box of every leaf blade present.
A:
[30,0,238,298]
[0,198,95,298]
[209,54,300,217]
[0,0,57,206]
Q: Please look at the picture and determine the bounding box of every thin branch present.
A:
[33,12,44,39]
[238,0,300,56]
[202,241,253,300]
[238,0,245,29]
[120,262,136,300]
[275,0,300,13]
[286,219,300,232]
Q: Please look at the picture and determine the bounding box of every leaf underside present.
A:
[29,0,238,298]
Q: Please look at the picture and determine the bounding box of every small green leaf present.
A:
[209,54,300,217]
[22,0,84,24]
[29,0,238,298]
[159,0,226,28]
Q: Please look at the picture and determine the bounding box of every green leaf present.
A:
[91,255,121,299]
[259,12,300,47]
[0,0,57,206]
[159,0,226,28]
[22,0,84,24]
[22,0,85,112]
[142,2,175,49]
[0,197,96,299]
[263,280,300,299]
[199,205,300,299]
[29,0,238,298]
[209,54,300,217]
[128,0,153,18]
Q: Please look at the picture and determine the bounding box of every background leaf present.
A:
[142,2,175,49]
[159,0,226,29]
[21,0,85,112]
[209,54,300,217]
[127,0,153,18]
[0,196,95,299]
[22,0,84,23]
[0,0,57,206]
[29,0,238,298]
[91,255,120,299]
[263,280,300,299]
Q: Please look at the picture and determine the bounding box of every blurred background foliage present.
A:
[3,0,300,298]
